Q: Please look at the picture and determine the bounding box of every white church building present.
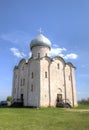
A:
[12,33,77,107]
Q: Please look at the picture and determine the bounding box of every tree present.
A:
[7,96,12,102]
[78,97,89,104]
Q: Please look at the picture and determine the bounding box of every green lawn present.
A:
[74,104,89,109]
[0,106,89,130]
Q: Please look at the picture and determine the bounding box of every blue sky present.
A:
[0,0,89,101]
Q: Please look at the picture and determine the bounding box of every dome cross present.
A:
[38,28,43,34]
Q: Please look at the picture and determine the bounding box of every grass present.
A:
[0,105,89,130]
[74,104,89,109]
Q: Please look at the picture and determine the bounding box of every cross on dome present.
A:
[38,28,43,34]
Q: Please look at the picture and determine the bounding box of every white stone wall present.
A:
[17,60,26,101]
[40,58,49,107]
[65,65,73,106]
[22,63,28,106]
[50,58,65,107]
[12,68,18,102]
[31,46,50,58]
[65,64,78,106]
[71,68,78,106]
[12,59,28,105]
[27,59,40,107]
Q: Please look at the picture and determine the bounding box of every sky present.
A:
[0,0,89,101]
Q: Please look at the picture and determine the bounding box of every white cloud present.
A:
[0,31,31,44]
[10,47,26,58]
[50,47,66,57]
[63,53,78,59]
[52,44,59,47]
[50,47,78,60]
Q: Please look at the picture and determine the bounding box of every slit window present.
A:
[45,72,47,78]
[45,53,47,56]
[31,72,34,78]
[57,63,60,69]
[38,53,40,58]
[31,84,33,92]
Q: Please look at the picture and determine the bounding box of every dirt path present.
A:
[65,109,89,113]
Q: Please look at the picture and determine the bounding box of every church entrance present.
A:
[56,94,63,107]
[57,94,62,102]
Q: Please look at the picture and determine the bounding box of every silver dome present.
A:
[30,34,51,50]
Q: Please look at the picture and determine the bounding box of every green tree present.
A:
[7,96,12,102]
[78,97,89,104]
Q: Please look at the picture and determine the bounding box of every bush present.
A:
[6,96,12,102]
[78,97,89,104]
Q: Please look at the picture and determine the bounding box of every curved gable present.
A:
[13,66,18,71]
[28,57,37,65]
[53,56,65,66]
[18,58,26,68]
[66,62,76,69]
[41,56,51,63]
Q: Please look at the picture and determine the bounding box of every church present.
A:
[12,33,78,107]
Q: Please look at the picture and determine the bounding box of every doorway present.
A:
[57,94,62,102]
[56,94,63,107]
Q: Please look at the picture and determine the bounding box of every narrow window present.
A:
[57,63,60,69]
[38,53,40,58]
[23,79,25,86]
[31,84,33,92]
[32,72,34,78]
[45,72,47,78]
[45,53,47,56]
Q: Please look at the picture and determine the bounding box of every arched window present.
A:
[38,53,40,58]
[31,72,34,78]
[31,84,33,92]
[45,72,47,78]
[57,63,60,69]
[45,53,47,56]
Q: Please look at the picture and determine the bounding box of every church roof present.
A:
[30,34,51,50]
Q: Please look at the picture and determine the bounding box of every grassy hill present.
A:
[0,105,89,130]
